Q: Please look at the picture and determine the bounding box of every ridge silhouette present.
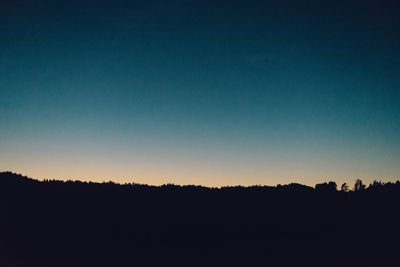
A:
[1,171,399,267]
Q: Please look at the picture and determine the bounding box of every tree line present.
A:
[1,171,400,267]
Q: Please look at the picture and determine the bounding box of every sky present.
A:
[1,0,400,186]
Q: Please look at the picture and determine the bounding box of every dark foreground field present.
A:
[1,172,399,267]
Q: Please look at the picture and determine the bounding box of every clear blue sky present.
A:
[1,0,399,186]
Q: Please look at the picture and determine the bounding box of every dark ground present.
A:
[1,172,399,267]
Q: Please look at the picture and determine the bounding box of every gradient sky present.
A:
[1,0,400,186]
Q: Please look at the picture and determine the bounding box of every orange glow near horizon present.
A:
[1,133,399,187]
[3,161,399,188]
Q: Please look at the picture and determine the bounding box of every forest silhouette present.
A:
[1,171,399,267]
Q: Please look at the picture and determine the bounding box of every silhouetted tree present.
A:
[315,181,337,192]
[369,180,384,189]
[340,183,349,192]
[354,179,366,191]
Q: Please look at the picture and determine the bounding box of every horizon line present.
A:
[2,171,399,190]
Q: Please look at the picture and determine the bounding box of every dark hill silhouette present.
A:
[1,171,400,267]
